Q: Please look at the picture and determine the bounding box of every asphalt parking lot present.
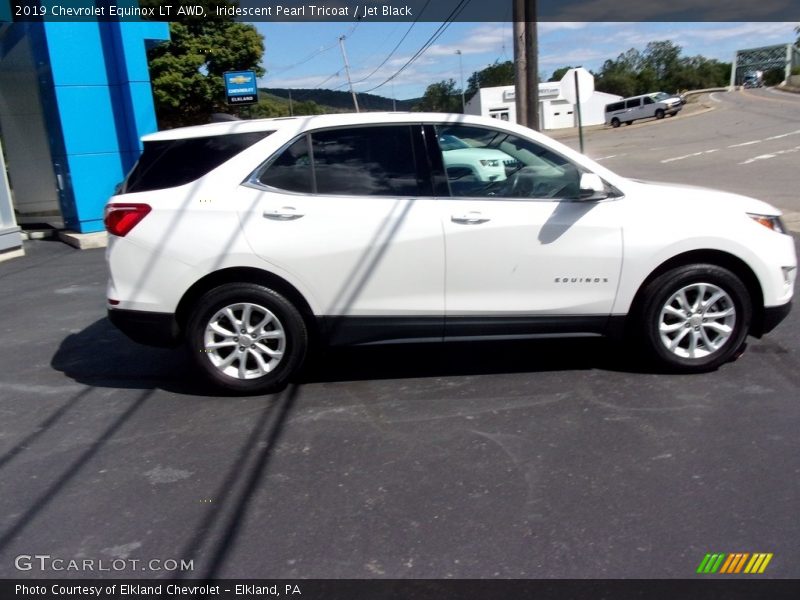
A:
[0,234,798,580]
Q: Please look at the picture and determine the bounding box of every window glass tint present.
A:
[643,96,654,105]
[435,124,581,200]
[605,102,624,112]
[257,136,312,193]
[625,98,641,109]
[311,126,420,196]
[124,131,272,193]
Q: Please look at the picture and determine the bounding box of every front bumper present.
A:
[755,301,792,337]
[108,309,181,347]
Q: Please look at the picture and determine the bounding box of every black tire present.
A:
[655,109,665,120]
[636,264,752,372]
[625,121,632,126]
[187,283,308,394]
[611,118,620,128]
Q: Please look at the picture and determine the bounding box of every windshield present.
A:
[650,92,670,102]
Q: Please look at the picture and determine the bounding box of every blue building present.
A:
[0,14,169,256]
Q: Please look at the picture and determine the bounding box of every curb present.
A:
[57,230,108,250]
[0,247,25,263]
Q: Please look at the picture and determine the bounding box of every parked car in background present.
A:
[105,113,795,394]
[605,92,682,127]
[438,133,518,183]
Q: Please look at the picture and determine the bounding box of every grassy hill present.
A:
[261,88,420,112]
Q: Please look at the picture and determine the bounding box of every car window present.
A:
[257,135,313,193]
[606,102,624,112]
[311,125,422,196]
[434,124,581,200]
[643,96,654,105]
[125,131,272,193]
[625,98,641,109]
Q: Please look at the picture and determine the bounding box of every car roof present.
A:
[142,112,516,142]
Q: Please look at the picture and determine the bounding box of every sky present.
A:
[254,21,799,99]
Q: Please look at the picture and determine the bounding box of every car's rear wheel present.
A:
[188,283,307,394]
[655,109,665,119]
[637,264,752,372]
[611,118,620,128]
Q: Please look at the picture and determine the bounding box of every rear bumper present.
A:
[108,308,181,347]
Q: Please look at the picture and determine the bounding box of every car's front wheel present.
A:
[187,283,307,394]
[637,264,752,372]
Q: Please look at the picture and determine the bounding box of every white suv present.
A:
[105,113,795,393]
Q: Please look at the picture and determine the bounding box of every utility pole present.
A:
[525,1,539,130]
[456,49,466,113]
[339,35,359,113]
[288,88,294,116]
[512,0,539,130]
[512,0,528,127]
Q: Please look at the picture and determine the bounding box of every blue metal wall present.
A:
[0,17,169,233]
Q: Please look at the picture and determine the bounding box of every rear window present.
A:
[123,131,272,193]
[605,102,624,112]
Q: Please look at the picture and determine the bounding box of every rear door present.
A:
[237,124,445,344]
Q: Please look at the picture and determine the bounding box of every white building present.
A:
[464,68,622,130]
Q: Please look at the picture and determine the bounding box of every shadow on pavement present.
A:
[50,318,215,395]
[52,318,650,395]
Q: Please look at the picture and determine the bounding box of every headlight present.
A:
[479,159,500,167]
[748,213,786,234]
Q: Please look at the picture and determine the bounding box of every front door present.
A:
[432,123,624,336]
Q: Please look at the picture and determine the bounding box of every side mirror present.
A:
[579,173,608,201]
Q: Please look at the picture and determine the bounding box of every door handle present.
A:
[263,206,304,221]
[451,211,490,225]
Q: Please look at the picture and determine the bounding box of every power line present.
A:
[268,42,338,77]
[362,0,472,94]
[346,0,433,87]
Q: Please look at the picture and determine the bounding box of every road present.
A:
[0,94,799,583]
[559,87,800,213]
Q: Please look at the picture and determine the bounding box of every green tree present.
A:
[642,41,682,83]
[548,66,574,82]
[415,79,462,113]
[595,41,729,97]
[142,0,265,128]
[465,60,514,101]
[595,55,640,97]
[250,96,290,119]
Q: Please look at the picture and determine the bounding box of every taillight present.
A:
[104,203,151,237]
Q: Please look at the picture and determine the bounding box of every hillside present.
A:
[262,88,420,112]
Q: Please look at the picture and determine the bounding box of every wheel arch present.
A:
[627,249,766,336]
[175,267,318,340]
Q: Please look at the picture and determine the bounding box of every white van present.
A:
[605,92,682,128]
